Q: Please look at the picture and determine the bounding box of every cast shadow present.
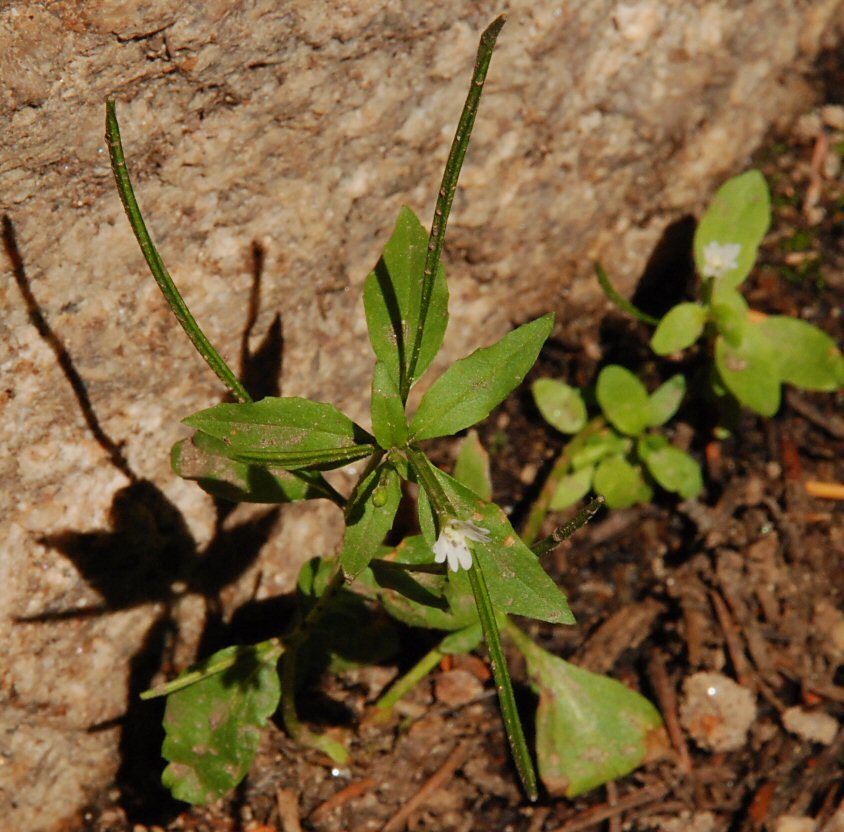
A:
[3,217,286,825]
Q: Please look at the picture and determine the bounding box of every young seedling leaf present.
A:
[759,316,844,391]
[550,465,594,511]
[648,374,687,427]
[340,463,402,579]
[694,170,770,289]
[714,326,781,416]
[593,455,652,508]
[371,360,409,448]
[533,378,588,434]
[183,397,375,470]
[596,365,651,437]
[570,430,631,471]
[710,286,749,347]
[454,429,493,501]
[639,441,704,500]
[508,625,666,798]
[171,433,340,504]
[363,206,449,390]
[409,314,554,441]
[161,643,282,805]
[650,303,707,355]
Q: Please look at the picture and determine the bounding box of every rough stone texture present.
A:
[1,1,842,829]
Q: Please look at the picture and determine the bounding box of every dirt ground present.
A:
[77,62,844,832]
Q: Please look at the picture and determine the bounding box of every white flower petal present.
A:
[432,518,490,572]
[702,241,742,278]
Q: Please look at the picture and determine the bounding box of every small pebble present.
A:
[679,671,757,752]
[774,816,817,832]
[434,668,484,707]
[820,104,844,130]
[781,706,839,745]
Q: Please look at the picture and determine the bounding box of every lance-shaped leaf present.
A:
[417,465,575,625]
[340,463,402,579]
[714,325,781,416]
[410,314,554,441]
[363,206,449,390]
[454,429,492,501]
[508,625,666,798]
[161,643,283,805]
[183,397,375,470]
[596,365,651,437]
[172,433,340,504]
[371,360,409,449]
[759,316,844,392]
[694,170,770,289]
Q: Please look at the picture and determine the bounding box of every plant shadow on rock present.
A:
[3,219,286,826]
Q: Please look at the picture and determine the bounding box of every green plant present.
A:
[107,17,664,806]
[600,171,844,417]
[526,366,702,532]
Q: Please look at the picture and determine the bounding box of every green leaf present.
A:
[161,643,282,805]
[371,360,408,449]
[570,430,631,471]
[340,463,402,579]
[454,429,493,501]
[694,170,770,289]
[183,397,375,470]
[418,466,575,625]
[709,286,749,346]
[596,365,651,437]
[550,465,594,511]
[363,206,449,390]
[759,316,844,391]
[639,440,703,500]
[593,455,652,508]
[171,433,338,504]
[410,314,554,441]
[648,374,687,427]
[714,326,781,416]
[532,378,587,434]
[440,622,484,655]
[507,625,665,798]
[650,303,707,355]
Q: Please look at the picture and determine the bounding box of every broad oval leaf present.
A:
[593,455,652,509]
[410,314,554,441]
[596,365,651,437]
[759,315,844,392]
[550,465,594,511]
[650,303,707,355]
[371,360,408,449]
[709,286,749,347]
[640,442,703,500]
[694,170,770,289]
[648,374,687,427]
[454,429,493,501]
[714,327,781,416]
[183,397,375,470]
[533,378,587,434]
[363,206,449,389]
[570,429,631,471]
[509,627,666,798]
[161,643,282,805]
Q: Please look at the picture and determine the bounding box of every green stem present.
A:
[406,445,455,521]
[468,562,538,801]
[530,495,605,558]
[105,100,252,403]
[594,263,659,326]
[401,15,506,400]
[375,645,445,714]
[521,417,606,546]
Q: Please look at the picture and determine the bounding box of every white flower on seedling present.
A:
[701,241,742,279]
[433,518,491,572]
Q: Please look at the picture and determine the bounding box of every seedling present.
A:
[107,18,664,806]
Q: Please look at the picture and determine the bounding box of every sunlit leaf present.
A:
[709,286,749,347]
[550,465,594,510]
[533,378,588,434]
[454,429,493,501]
[650,303,707,355]
[639,440,703,500]
[596,365,651,437]
[593,455,652,508]
[371,360,408,449]
[647,374,687,427]
[714,326,781,416]
[759,316,844,392]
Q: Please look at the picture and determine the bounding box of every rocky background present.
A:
[2,1,843,829]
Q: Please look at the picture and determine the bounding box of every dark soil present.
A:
[82,81,843,832]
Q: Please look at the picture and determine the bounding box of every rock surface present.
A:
[1,1,842,829]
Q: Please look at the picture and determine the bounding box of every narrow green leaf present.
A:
[694,170,770,289]
[533,378,587,434]
[593,455,652,509]
[640,442,704,500]
[171,434,342,505]
[183,397,375,470]
[371,360,409,449]
[714,327,781,416]
[759,316,844,391]
[650,303,707,355]
[594,263,659,325]
[410,314,554,441]
[507,624,665,798]
[596,365,651,437]
[363,207,448,390]
[454,429,493,501]
[550,465,594,511]
[340,464,402,579]
[648,374,687,427]
[161,643,282,805]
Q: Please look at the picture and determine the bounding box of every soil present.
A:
[78,67,843,832]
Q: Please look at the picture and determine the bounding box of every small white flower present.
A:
[702,241,742,278]
[433,518,491,572]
